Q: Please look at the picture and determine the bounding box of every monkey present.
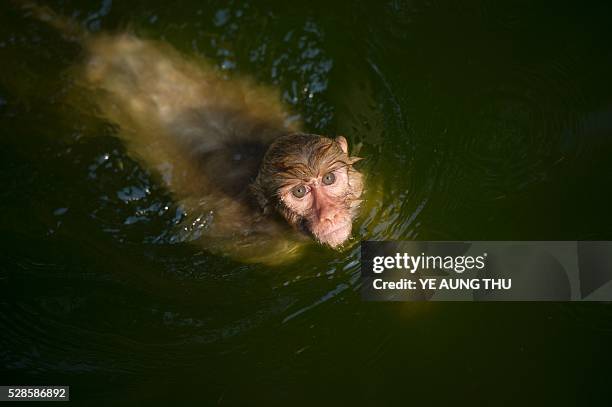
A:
[18,3,364,264]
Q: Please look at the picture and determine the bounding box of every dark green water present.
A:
[2,0,612,405]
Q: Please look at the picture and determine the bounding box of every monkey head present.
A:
[252,133,363,247]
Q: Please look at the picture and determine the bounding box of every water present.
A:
[2,0,612,404]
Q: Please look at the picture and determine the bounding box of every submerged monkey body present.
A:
[84,34,291,199]
[83,35,289,226]
[23,4,364,263]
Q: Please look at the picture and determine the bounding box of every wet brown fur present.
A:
[17,2,365,263]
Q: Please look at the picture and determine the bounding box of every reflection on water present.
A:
[2,0,612,404]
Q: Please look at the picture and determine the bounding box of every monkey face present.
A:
[279,166,355,247]
[252,133,363,248]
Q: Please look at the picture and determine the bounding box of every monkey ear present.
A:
[335,136,348,154]
[349,156,363,164]
[249,180,272,215]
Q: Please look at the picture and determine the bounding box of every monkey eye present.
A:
[291,184,308,198]
[322,172,336,185]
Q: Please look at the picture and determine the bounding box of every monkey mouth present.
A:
[313,221,352,248]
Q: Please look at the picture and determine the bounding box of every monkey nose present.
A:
[312,189,336,224]
[317,205,337,225]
